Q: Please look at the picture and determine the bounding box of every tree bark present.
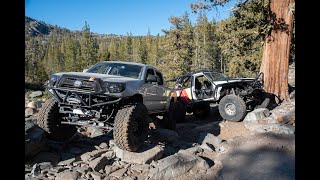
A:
[260,0,294,101]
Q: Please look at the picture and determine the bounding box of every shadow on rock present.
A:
[216,132,295,180]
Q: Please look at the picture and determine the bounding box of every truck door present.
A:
[192,73,215,101]
[142,68,166,111]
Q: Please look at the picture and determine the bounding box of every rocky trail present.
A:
[25,90,295,180]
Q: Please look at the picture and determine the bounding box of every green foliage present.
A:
[214,0,268,77]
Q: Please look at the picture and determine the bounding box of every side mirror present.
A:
[147,75,157,83]
[83,69,88,73]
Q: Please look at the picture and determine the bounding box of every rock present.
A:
[72,160,83,167]
[25,122,47,160]
[55,170,80,180]
[90,171,104,180]
[80,153,91,162]
[109,168,127,179]
[148,152,210,179]
[244,121,295,134]
[109,139,116,147]
[25,108,34,117]
[32,151,60,165]
[123,176,137,180]
[87,127,104,138]
[200,143,215,151]
[101,151,115,159]
[149,128,180,143]
[58,158,76,166]
[131,164,150,173]
[26,101,36,109]
[217,141,229,153]
[99,142,109,149]
[244,108,270,122]
[105,165,121,175]
[73,166,89,174]
[114,144,164,164]
[270,103,295,120]
[29,91,43,98]
[80,149,109,162]
[289,90,295,99]
[38,162,52,170]
[178,146,203,155]
[88,156,110,171]
[31,163,41,177]
[49,166,67,173]
[198,133,222,149]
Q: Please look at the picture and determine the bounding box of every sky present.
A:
[25,0,237,36]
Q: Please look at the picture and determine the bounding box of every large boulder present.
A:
[244,108,270,122]
[148,152,210,180]
[25,108,34,117]
[197,133,222,150]
[55,170,80,180]
[29,91,43,98]
[80,149,109,162]
[88,156,110,172]
[114,144,164,164]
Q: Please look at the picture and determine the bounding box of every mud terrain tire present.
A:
[219,95,247,122]
[37,98,77,141]
[113,103,149,152]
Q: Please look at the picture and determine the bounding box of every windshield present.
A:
[87,62,143,79]
[204,71,229,81]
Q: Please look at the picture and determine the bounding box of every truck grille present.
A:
[58,77,94,91]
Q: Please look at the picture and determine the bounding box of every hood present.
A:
[54,72,140,83]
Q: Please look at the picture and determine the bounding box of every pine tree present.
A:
[80,21,98,68]
[159,12,194,80]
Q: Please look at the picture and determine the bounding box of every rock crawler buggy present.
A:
[37,61,178,152]
[167,69,272,122]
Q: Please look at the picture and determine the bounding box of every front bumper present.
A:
[48,87,122,108]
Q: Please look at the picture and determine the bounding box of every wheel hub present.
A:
[225,103,236,116]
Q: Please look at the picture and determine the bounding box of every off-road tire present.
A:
[218,94,247,122]
[193,102,210,118]
[113,103,149,152]
[37,98,77,141]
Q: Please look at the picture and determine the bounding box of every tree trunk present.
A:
[260,0,294,101]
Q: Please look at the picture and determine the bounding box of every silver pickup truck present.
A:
[37,61,178,152]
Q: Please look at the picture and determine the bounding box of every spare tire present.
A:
[113,103,149,152]
[218,95,247,122]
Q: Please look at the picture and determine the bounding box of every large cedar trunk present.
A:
[260,0,294,101]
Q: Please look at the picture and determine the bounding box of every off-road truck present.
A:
[37,61,178,152]
[168,69,272,122]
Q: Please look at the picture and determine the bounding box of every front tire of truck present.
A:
[113,103,149,152]
[37,98,77,141]
[218,94,247,122]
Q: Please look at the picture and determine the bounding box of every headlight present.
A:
[104,82,125,93]
[49,75,62,87]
